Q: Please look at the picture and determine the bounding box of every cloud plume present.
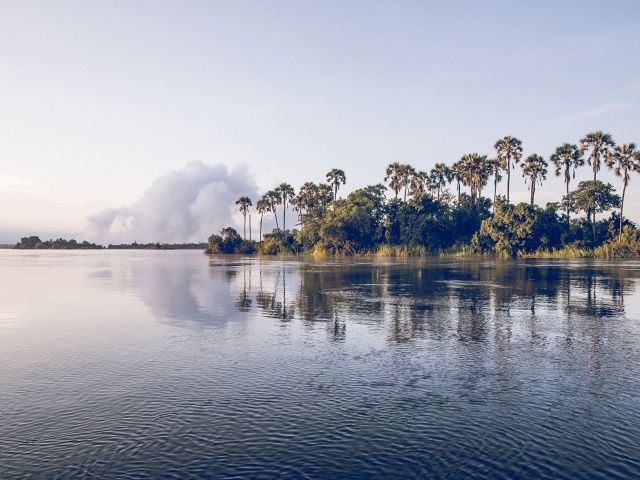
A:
[88,161,258,244]
[551,101,626,124]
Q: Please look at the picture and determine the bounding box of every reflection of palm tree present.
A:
[326,169,346,201]
[521,154,548,205]
[550,143,584,222]
[606,143,640,239]
[236,264,252,311]
[254,264,295,320]
[235,196,252,239]
[494,135,523,203]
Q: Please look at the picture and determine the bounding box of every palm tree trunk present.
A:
[283,205,286,232]
[259,215,263,242]
[493,177,498,213]
[620,180,627,240]
[506,163,511,203]
[243,214,246,239]
[566,180,570,225]
[530,184,535,206]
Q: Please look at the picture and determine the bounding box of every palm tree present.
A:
[459,153,488,202]
[266,190,281,230]
[299,182,319,211]
[317,184,334,211]
[399,164,415,201]
[384,162,403,199]
[426,174,438,197]
[487,158,502,212]
[235,196,252,239]
[450,161,464,199]
[256,196,270,242]
[580,131,615,186]
[606,143,640,239]
[276,183,295,231]
[430,163,450,201]
[521,154,548,206]
[326,169,346,201]
[580,131,615,225]
[409,170,429,197]
[494,136,523,203]
[550,143,584,222]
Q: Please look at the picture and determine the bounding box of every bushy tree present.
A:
[564,181,620,243]
[477,200,540,256]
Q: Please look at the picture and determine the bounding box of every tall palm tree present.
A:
[426,174,438,197]
[580,131,615,186]
[409,170,429,197]
[475,157,490,200]
[494,136,523,203]
[459,153,488,202]
[550,143,584,222]
[317,184,334,211]
[399,164,415,201]
[326,169,346,201]
[521,154,548,206]
[450,161,464,199]
[235,196,252,239]
[295,182,319,220]
[487,158,502,212]
[606,143,640,239]
[276,183,295,231]
[266,189,281,230]
[256,196,270,242]
[580,131,615,225]
[384,162,403,199]
[430,163,451,201]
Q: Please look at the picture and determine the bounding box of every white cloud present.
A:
[550,102,626,124]
[87,161,258,244]
[254,104,278,113]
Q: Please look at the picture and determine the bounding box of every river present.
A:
[1,250,639,478]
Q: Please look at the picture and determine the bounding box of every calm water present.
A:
[1,251,640,479]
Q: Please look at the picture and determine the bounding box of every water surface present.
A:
[1,251,639,478]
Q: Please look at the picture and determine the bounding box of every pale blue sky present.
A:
[1,1,639,243]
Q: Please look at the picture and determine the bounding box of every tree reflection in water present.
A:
[221,258,640,360]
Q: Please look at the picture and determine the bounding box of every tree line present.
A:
[14,236,104,250]
[208,131,640,257]
[14,237,207,250]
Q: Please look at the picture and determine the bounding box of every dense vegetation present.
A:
[15,236,104,250]
[14,237,206,250]
[209,131,640,258]
[107,242,207,250]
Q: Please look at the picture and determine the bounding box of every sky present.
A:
[1,0,639,244]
